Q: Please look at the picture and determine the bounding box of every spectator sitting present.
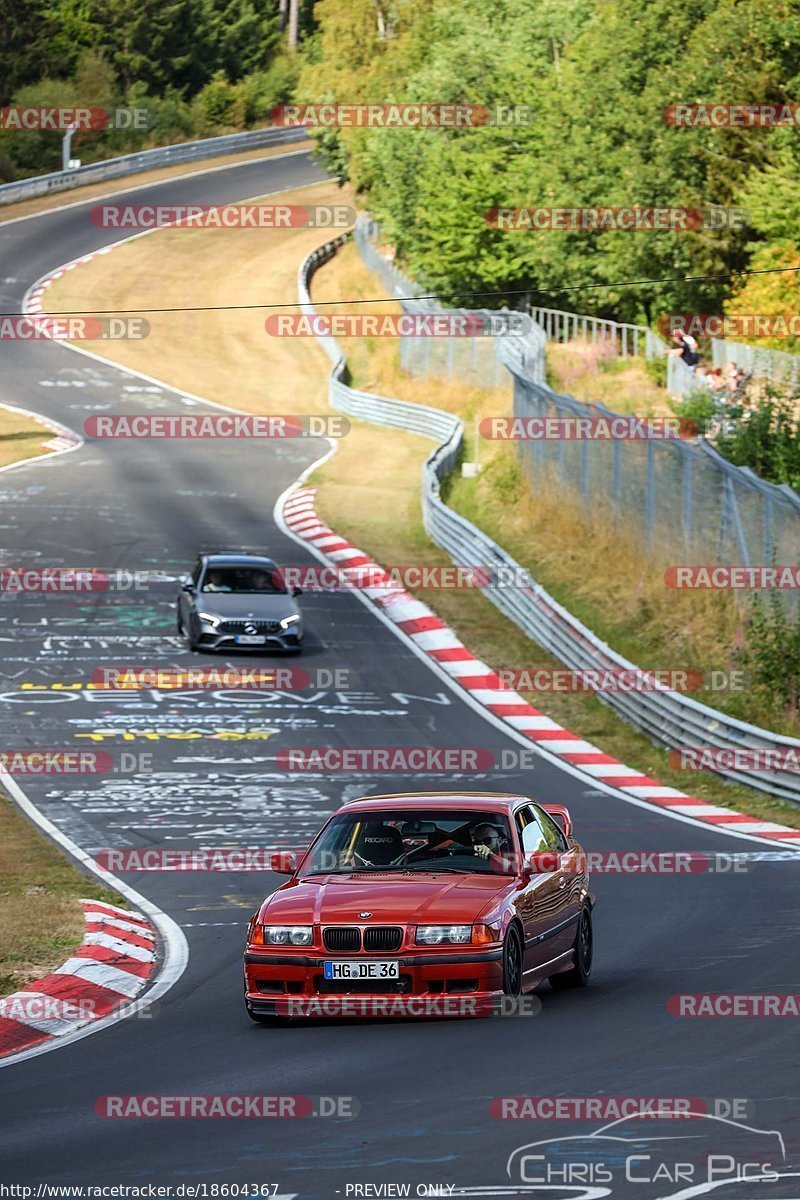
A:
[669,328,700,372]
[708,367,727,393]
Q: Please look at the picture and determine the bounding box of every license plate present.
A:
[323,960,399,981]
[235,634,266,645]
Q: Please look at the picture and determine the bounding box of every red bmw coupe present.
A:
[244,791,594,1021]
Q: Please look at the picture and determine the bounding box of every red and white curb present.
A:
[0,899,157,1059]
[26,246,114,318]
[281,486,800,846]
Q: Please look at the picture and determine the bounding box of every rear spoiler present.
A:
[541,804,573,839]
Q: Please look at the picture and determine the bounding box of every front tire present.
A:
[502,925,523,997]
[550,904,592,990]
[187,615,201,652]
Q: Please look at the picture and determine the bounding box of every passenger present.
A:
[203,570,231,592]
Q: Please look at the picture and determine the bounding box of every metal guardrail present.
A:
[0,126,307,206]
[299,231,800,805]
[529,306,667,361]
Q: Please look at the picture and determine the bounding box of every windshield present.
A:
[299,809,516,877]
[201,566,286,594]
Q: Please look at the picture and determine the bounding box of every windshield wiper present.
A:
[404,865,471,874]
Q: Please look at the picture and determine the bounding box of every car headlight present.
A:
[196,612,220,627]
[263,925,313,946]
[279,614,301,629]
[415,924,472,945]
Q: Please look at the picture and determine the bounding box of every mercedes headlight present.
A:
[279,614,301,629]
[196,611,220,627]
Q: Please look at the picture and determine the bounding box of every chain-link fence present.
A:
[712,337,800,391]
[356,216,800,575]
[354,218,545,388]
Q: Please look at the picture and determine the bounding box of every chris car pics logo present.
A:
[506,1112,788,1196]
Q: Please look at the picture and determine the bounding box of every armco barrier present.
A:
[0,126,307,206]
[299,230,800,805]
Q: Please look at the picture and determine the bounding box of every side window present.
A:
[534,806,568,852]
[191,558,203,586]
[516,806,548,854]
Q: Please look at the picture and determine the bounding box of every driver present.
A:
[470,821,510,869]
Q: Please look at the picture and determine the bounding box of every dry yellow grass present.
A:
[0,140,313,225]
[0,795,121,995]
[0,406,52,468]
[43,179,347,414]
[547,339,670,415]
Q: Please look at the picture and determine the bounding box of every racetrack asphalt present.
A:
[0,148,798,1199]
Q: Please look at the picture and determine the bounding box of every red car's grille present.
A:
[316,976,412,995]
[323,927,361,953]
[363,927,403,952]
[323,926,404,952]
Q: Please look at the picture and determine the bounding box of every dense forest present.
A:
[297,0,800,332]
[0,0,314,179]
[4,0,800,333]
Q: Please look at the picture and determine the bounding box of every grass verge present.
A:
[0,793,123,997]
[0,406,56,469]
[0,794,124,997]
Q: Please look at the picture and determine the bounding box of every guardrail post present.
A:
[581,438,590,507]
[763,496,774,562]
[646,440,655,549]
[612,438,622,513]
[682,445,693,552]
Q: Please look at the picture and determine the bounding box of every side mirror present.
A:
[541,804,572,839]
[525,851,563,874]
[268,851,298,875]
[181,580,195,594]
[291,586,303,597]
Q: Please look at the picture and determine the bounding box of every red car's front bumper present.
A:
[244,945,504,1019]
